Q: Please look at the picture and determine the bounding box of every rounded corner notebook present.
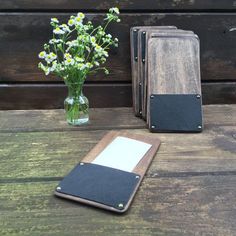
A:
[146,33,202,131]
[54,131,161,213]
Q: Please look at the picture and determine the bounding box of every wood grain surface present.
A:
[0,105,235,132]
[0,13,235,83]
[0,82,235,109]
[140,29,194,119]
[0,0,235,10]
[0,11,236,108]
[130,26,177,116]
[0,105,235,235]
[147,34,201,122]
[148,34,201,94]
[0,83,132,109]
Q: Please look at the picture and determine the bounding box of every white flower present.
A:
[60,24,70,33]
[53,27,65,35]
[90,36,96,46]
[38,51,47,59]
[114,38,118,42]
[68,19,74,27]
[74,16,83,25]
[49,39,56,44]
[95,44,102,53]
[65,58,74,66]
[49,52,57,60]
[77,12,85,19]
[107,34,112,38]
[45,53,56,63]
[51,18,59,24]
[86,63,93,69]
[49,39,62,44]
[64,53,72,59]
[110,7,120,14]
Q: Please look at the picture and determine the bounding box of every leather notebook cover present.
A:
[149,94,203,132]
[55,131,161,213]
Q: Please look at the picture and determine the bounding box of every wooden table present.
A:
[0,105,236,236]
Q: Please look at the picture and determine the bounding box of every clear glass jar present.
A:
[64,82,89,125]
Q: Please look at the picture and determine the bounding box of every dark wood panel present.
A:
[0,82,235,110]
[0,13,236,83]
[0,0,235,10]
[0,83,132,109]
[203,82,236,104]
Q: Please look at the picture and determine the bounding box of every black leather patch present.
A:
[56,163,140,210]
[150,94,203,132]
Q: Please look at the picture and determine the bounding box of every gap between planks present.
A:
[2,170,236,185]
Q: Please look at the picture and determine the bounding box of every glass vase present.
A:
[64,83,89,126]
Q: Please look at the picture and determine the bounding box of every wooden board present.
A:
[0,13,236,83]
[0,0,235,10]
[0,82,235,110]
[0,83,132,109]
[1,175,236,235]
[0,105,235,134]
[130,26,177,117]
[147,33,201,124]
[0,107,235,179]
[0,106,236,235]
[138,29,194,120]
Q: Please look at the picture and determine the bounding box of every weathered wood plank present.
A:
[0,13,236,83]
[0,105,235,132]
[0,108,146,133]
[0,0,235,10]
[1,175,236,236]
[0,125,235,180]
[0,82,235,109]
[0,106,235,235]
[148,33,200,94]
[0,83,132,109]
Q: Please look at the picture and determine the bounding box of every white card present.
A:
[92,136,152,172]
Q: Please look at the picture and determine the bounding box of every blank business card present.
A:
[92,136,152,172]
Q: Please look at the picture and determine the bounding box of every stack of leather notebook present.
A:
[130,26,203,132]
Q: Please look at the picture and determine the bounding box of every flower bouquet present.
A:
[38,8,120,125]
